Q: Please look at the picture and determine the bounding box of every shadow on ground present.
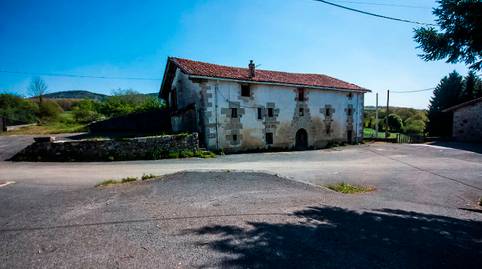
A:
[188,206,482,268]
[430,141,482,154]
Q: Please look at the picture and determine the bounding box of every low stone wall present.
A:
[10,133,199,162]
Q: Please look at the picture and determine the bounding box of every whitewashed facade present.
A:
[160,58,369,152]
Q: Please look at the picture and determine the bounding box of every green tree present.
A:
[0,94,39,124]
[38,100,63,121]
[387,114,403,133]
[459,71,482,102]
[426,71,464,136]
[414,0,482,70]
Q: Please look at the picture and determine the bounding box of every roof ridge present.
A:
[168,56,369,92]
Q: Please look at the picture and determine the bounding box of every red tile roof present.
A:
[170,57,368,92]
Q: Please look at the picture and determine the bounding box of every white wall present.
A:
[206,80,365,151]
[168,70,366,151]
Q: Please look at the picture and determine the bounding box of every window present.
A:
[299,108,304,116]
[232,134,238,142]
[268,107,274,117]
[347,92,353,99]
[325,108,331,117]
[298,88,305,101]
[231,108,238,118]
[266,133,273,145]
[347,108,353,116]
[257,107,263,120]
[241,85,251,97]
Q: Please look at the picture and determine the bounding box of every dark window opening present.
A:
[298,89,305,101]
[233,134,238,142]
[325,108,331,117]
[241,85,251,97]
[268,108,274,117]
[299,108,304,116]
[231,108,238,118]
[347,93,353,99]
[257,107,263,119]
[266,133,273,145]
[347,108,353,116]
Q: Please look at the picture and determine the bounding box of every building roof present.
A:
[442,97,482,112]
[167,57,369,92]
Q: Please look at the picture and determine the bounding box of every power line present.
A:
[391,87,435,93]
[0,70,162,81]
[332,1,431,9]
[311,0,436,26]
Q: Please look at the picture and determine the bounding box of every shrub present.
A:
[38,100,63,121]
[404,119,426,135]
[0,94,39,124]
[387,114,403,132]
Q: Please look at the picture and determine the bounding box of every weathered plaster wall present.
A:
[10,133,199,162]
[205,80,364,151]
[452,101,482,142]
[168,68,366,151]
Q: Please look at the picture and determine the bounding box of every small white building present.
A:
[159,57,370,152]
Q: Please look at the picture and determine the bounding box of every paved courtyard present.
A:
[0,136,481,268]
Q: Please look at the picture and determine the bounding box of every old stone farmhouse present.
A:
[443,97,482,143]
[159,57,370,152]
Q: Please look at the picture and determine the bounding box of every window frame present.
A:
[231,108,238,118]
[267,107,274,117]
[241,84,251,97]
[266,132,273,145]
[298,88,305,101]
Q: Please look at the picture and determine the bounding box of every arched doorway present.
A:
[295,129,308,150]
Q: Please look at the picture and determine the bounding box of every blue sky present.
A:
[0,0,469,109]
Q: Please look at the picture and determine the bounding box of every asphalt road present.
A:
[0,135,482,268]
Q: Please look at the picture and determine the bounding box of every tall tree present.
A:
[28,77,48,103]
[459,71,482,102]
[426,71,464,136]
[414,0,482,70]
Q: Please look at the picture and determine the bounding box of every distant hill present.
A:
[37,91,158,100]
[42,90,107,100]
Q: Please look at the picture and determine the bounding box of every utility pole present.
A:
[375,92,379,138]
[385,90,390,138]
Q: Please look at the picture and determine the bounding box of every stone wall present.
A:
[452,100,482,142]
[10,133,199,162]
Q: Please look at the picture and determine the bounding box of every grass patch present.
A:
[95,179,120,187]
[326,182,376,194]
[150,148,216,160]
[141,173,158,180]
[3,112,87,135]
[363,128,397,139]
[96,176,138,187]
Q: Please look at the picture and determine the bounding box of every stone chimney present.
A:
[248,60,255,78]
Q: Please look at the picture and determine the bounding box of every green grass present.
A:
[96,176,138,187]
[95,179,120,187]
[141,173,158,180]
[326,182,376,194]
[3,111,87,135]
[363,128,397,139]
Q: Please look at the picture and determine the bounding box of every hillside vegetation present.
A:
[364,106,427,136]
[1,89,164,135]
